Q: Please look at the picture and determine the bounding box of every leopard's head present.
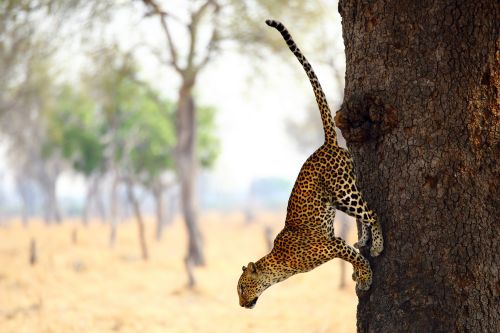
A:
[237,262,270,309]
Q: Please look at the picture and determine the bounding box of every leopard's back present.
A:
[285,145,350,230]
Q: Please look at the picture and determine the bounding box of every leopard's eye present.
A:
[239,285,244,294]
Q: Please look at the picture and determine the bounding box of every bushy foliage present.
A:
[41,52,219,186]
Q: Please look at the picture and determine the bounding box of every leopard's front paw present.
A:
[356,276,372,291]
[354,264,372,291]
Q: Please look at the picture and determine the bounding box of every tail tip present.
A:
[265,19,277,27]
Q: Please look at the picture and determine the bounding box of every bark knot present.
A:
[336,94,398,144]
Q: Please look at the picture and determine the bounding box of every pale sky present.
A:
[197,51,343,192]
[0,0,346,201]
[126,1,347,193]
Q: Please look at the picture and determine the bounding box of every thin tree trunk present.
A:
[108,109,120,241]
[156,187,177,240]
[41,174,61,224]
[337,1,499,332]
[42,181,51,224]
[153,185,164,241]
[154,185,177,240]
[82,189,91,226]
[109,176,119,247]
[95,182,107,223]
[126,180,148,261]
[49,178,61,224]
[82,175,99,226]
[176,83,205,269]
[185,257,195,288]
[141,0,214,286]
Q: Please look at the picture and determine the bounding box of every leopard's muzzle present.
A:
[242,297,258,309]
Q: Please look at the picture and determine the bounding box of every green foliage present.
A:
[45,85,104,176]
[114,78,176,186]
[6,32,220,188]
[86,49,219,185]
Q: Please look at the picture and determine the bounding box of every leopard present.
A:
[237,19,384,309]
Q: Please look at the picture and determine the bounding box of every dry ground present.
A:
[0,212,358,333]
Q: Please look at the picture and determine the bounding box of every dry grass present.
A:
[0,212,358,333]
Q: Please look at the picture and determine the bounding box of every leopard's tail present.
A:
[265,19,337,147]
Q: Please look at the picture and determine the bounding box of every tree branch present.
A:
[185,1,210,73]
[185,0,221,75]
[141,0,183,74]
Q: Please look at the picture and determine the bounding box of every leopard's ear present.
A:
[242,266,246,272]
[248,262,257,274]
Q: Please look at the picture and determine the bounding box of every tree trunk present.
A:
[154,185,177,241]
[50,178,62,224]
[82,175,99,226]
[109,176,119,247]
[337,1,499,332]
[95,181,107,223]
[176,82,205,269]
[153,185,165,241]
[126,180,149,261]
[41,173,62,224]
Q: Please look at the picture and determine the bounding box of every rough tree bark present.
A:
[336,1,499,332]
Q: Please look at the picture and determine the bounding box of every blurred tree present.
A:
[115,77,175,261]
[84,47,219,259]
[44,85,105,225]
[140,0,324,287]
[84,48,139,245]
[0,0,111,117]
[4,58,66,224]
[0,0,115,222]
[0,0,36,116]
[336,0,499,331]
[140,0,220,270]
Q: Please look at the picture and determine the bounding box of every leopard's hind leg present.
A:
[322,149,384,256]
[330,165,383,256]
[336,191,384,257]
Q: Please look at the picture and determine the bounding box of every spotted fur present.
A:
[237,20,384,309]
